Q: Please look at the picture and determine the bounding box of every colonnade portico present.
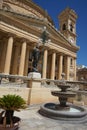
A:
[42,49,77,81]
[0,32,30,77]
[0,31,76,81]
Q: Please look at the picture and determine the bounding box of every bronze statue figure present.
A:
[32,45,41,72]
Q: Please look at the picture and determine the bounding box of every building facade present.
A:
[0,0,79,81]
[77,67,87,81]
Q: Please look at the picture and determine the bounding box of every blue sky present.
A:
[33,0,87,66]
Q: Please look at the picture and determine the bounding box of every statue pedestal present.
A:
[27,72,42,104]
[28,72,41,79]
[27,72,41,88]
[26,72,57,105]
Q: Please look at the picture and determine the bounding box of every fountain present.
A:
[39,73,87,123]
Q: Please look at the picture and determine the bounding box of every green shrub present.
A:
[0,94,26,111]
[0,94,27,125]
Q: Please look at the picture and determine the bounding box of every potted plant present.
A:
[0,94,27,130]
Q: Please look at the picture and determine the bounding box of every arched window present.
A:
[62,24,66,30]
[70,24,73,32]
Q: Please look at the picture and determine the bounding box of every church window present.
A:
[70,24,73,32]
[62,24,66,30]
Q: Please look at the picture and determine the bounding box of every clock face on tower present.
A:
[69,37,74,44]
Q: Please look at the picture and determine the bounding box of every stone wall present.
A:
[0,82,58,105]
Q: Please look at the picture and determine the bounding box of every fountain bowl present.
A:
[58,84,70,92]
[39,103,87,123]
[51,91,76,98]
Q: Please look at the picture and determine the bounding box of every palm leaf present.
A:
[0,94,26,111]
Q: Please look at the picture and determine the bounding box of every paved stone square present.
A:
[14,105,87,130]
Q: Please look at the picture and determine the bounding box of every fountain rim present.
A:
[58,84,70,87]
[51,91,76,97]
[40,103,87,118]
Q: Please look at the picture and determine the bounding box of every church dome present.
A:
[1,0,54,25]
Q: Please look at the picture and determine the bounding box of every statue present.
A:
[32,27,49,73]
[32,45,41,72]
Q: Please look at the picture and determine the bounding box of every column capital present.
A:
[51,49,57,53]
[57,52,63,56]
[7,33,16,38]
[65,55,71,58]
[48,49,57,55]
[40,45,49,51]
[20,38,28,43]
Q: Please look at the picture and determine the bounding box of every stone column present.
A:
[47,55,51,79]
[24,47,30,76]
[4,36,13,74]
[74,58,76,80]
[18,40,27,76]
[0,41,7,73]
[66,56,70,80]
[42,49,48,78]
[58,54,63,79]
[12,45,20,75]
[50,52,56,80]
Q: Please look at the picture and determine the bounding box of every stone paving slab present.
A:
[13,105,87,130]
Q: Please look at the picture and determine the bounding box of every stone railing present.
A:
[0,73,87,89]
[0,73,87,105]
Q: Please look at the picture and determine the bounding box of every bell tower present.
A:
[58,8,78,44]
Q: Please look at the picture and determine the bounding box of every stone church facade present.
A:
[0,0,79,81]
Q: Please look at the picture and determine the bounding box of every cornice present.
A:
[0,21,77,58]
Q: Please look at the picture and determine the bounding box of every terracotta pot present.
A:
[0,116,20,130]
[0,125,18,130]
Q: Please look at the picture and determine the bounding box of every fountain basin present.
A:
[51,91,76,98]
[58,84,70,92]
[39,103,87,123]
[51,91,76,108]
